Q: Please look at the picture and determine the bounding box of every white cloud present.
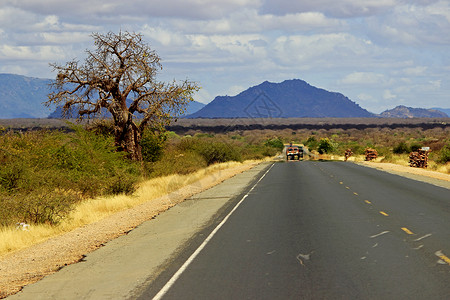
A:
[402,66,427,76]
[367,1,450,46]
[383,89,397,100]
[261,0,398,18]
[340,72,386,85]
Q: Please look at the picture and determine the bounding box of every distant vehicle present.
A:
[286,145,303,160]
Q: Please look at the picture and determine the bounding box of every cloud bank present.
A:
[1,0,449,112]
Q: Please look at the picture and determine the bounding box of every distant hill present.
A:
[380,105,448,118]
[432,107,450,117]
[186,79,374,118]
[0,73,55,118]
[0,73,204,119]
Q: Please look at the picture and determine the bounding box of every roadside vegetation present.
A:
[0,123,283,229]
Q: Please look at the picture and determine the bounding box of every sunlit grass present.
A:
[0,160,260,257]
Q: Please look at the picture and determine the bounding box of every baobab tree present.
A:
[47,31,199,160]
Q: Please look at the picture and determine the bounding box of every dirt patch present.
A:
[0,161,260,298]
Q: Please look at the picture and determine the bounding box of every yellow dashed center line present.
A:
[379,211,389,216]
[435,251,450,266]
[365,200,372,204]
[401,227,414,235]
[353,192,358,196]
[345,186,350,189]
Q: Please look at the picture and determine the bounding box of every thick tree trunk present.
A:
[114,120,143,161]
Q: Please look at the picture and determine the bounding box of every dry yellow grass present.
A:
[0,160,259,257]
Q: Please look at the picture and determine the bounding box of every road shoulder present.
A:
[358,161,450,189]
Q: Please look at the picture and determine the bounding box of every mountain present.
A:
[432,107,450,117]
[186,79,374,118]
[0,73,205,119]
[185,101,205,115]
[0,73,55,118]
[380,105,448,118]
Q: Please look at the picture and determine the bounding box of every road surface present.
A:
[144,161,450,300]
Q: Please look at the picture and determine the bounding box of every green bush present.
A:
[305,136,318,150]
[176,137,242,165]
[0,128,142,225]
[410,143,423,152]
[318,138,334,154]
[439,144,450,164]
[393,141,410,154]
[264,137,284,151]
[140,129,167,162]
[148,150,207,177]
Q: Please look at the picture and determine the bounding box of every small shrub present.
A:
[410,143,423,152]
[149,150,207,177]
[439,144,450,164]
[140,129,167,162]
[305,136,318,150]
[0,162,25,192]
[106,176,136,195]
[393,141,410,154]
[318,138,334,154]
[264,137,284,151]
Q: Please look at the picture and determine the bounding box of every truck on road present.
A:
[286,145,303,160]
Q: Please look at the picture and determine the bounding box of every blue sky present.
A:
[1,0,449,113]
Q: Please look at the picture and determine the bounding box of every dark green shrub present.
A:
[264,137,284,151]
[176,137,242,165]
[305,136,318,150]
[0,190,80,226]
[0,162,25,192]
[410,143,423,152]
[149,150,207,176]
[393,141,410,154]
[195,141,242,165]
[439,144,450,164]
[106,176,136,195]
[140,129,167,162]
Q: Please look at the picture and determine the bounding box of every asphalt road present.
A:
[144,161,450,300]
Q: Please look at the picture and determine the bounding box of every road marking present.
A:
[435,250,450,266]
[365,200,372,204]
[401,227,414,235]
[414,233,432,241]
[379,211,389,216]
[152,164,275,300]
[353,192,358,196]
[371,231,390,238]
[339,182,343,184]
[345,186,350,189]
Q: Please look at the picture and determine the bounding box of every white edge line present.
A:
[152,163,275,300]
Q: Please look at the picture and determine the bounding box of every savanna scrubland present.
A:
[0,117,449,256]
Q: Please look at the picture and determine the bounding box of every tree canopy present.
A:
[47,31,199,160]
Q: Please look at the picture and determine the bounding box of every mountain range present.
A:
[0,73,448,119]
[0,73,55,118]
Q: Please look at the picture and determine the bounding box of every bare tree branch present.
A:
[46,31,199,160]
